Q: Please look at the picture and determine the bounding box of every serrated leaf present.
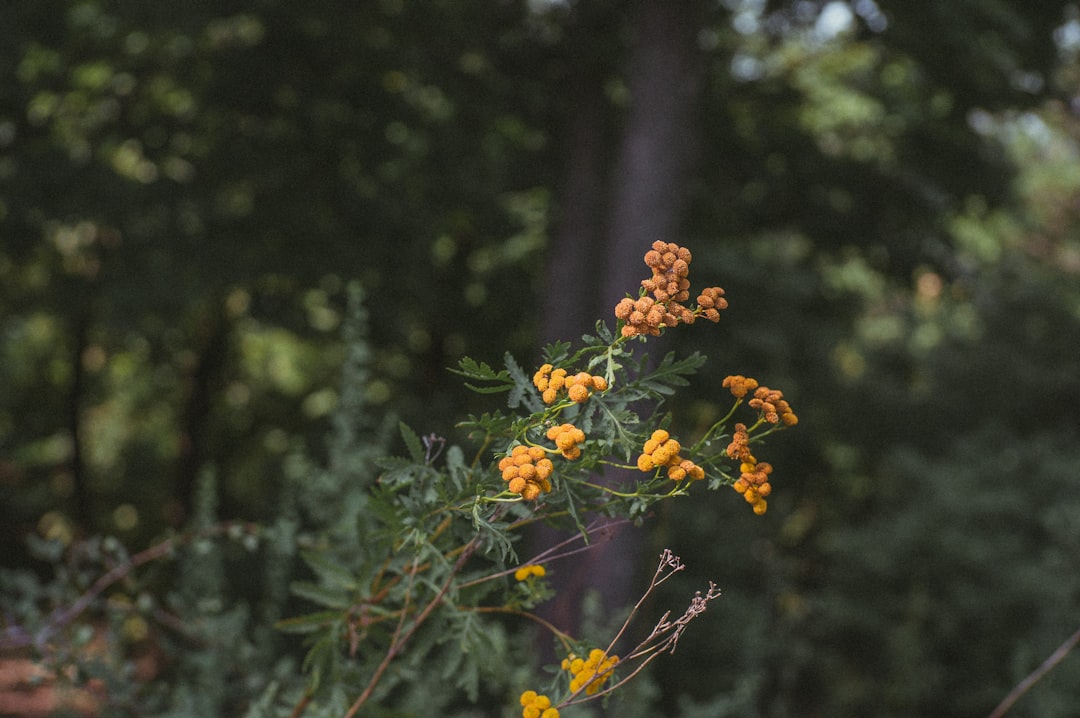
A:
[594,320,615,343]
[399,421,425,463]
[504,351,528,409]
[638,351,707,394]
[450,356,514,393]
[504,351,544,412]
[541,340,571,364]
[300,550,359,591]
[472,508,515,563]
[290,580,351,609]
[452,356,505,380]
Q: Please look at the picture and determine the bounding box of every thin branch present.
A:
[0,521,259,652]
[987,626,1080,718]
[342,535,482,718]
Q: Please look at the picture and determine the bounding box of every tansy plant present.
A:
[275,241,799,716]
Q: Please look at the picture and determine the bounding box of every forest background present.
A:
[1,0,1079,716]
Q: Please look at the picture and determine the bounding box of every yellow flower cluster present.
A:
[722,374,759,399]
[721,377,797,514]
[533,364,608,405]
[725,422,752,462]
[546,423,586,460]
[514,564,546,581]
[614,240,727,337]
[696,286,727,323]
[520,691,559,718]
[499,445,554,501]
[562,648,619,696]
[749,385,798,426]
[635,429,705,482]
[733,458,773,515]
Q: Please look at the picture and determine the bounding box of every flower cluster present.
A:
[733,458,773,515]
[696,286,727,323]
[636,429,705,482]
[721,375,799,514]
[520,691,559,718]
[499,445,554,500]
[533,364,608,405]
[562,648,619,696]
[614,240,727,337]
[725,422,751,462]
[546,423,586,460]
[514,564,546,581]
[749,385,798,426]
[722,374,759,399]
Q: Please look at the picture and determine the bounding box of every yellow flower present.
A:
[563,648,618,695]
[520,690,559,718]
[514,564,546,581]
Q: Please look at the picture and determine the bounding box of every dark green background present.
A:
[2,1,1078,715]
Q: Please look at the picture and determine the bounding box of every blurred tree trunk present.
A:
[172,303,229,527]
[540,0,706,643]
[69,310,91,529]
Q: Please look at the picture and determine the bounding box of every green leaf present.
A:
[450,356,514,393]
[400,421,425,463]
[274,609,341,635]
[541,339,571,364]
[290,580,351,609]
[300,550,359,591]
[445,444,469,492]
[472,505,515,563]
[301,633,338,694]
[593,319,615,344]
[638,351,707,395]
[456,410,512,436]
[504,351,545,412]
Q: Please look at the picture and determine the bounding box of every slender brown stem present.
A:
[0,521,257,652]
[987,626,1080,718]
[342,536,482,718]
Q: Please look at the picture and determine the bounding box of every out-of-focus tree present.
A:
[1,0,1079,715]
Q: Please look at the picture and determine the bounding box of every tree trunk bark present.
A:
[539,0,706,650]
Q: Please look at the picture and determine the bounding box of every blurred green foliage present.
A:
[2,0,1079,716]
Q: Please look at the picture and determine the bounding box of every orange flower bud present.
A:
[568,384,589,403]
